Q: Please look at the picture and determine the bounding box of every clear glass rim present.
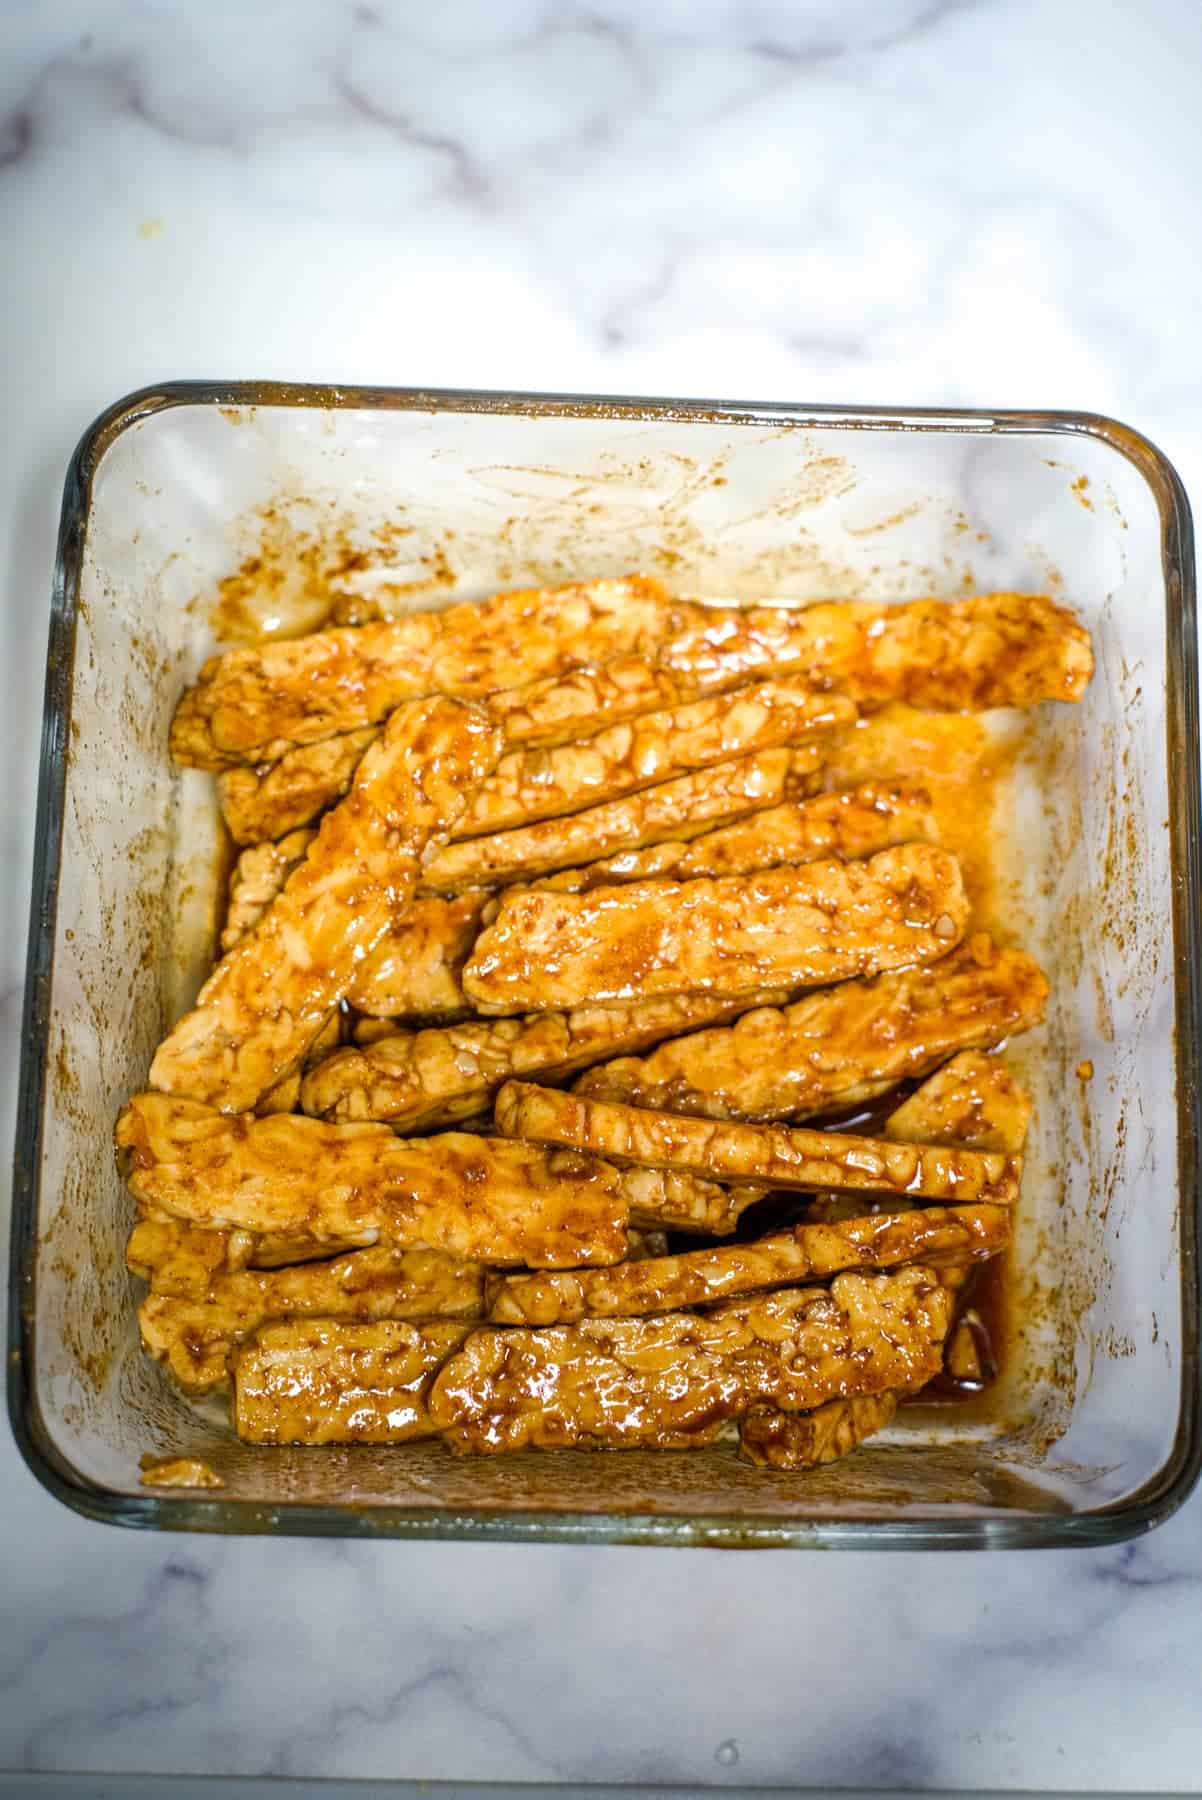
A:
[9,382,1200,1548]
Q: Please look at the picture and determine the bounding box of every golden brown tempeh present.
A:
[176,588,1091,773]
[457,682,854,839]
[233,1318,473,1444]
[575,936,1047,1120]
[465,844,970,1015]
[219,731,376,846]
[300,990,790,1129]
[882,1050,1033,1154]
[221,829,315,950]
[738,1392,901,1469]
[653,592,1093,711]
[536,782,935,894]
[494,1081,1022,1203]
[117,1093,630,1268]
[138,1247,485,1394]
[128,1216,370,1293]
[171,575,687,769]
[151,697,502,1111]
[428,1267,954,1453]
[418,747,823,893]
[485,1203,1010,1326]
[345,890,491,1021]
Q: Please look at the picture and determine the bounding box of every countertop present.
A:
[4,0,1202,1790]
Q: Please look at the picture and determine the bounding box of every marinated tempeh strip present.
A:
[428,1267,954,1453]
[419,747,823,893]
[152,697,503,1111]
[300,989,791,1129]
[177,588,1091,773]
[219,731,376,847]
[457,682,854,839]
[234,1318,472,1444]
[128,1216,364,1293]
[346,890,491,1021]
[739,1392,900,1469]
[118,1093,628,1267]
[653,592,1093,712]
[466,844,970,1015]
[494,1081,1022,1203]
[139,1247,485,1394]
[117,1093,733,1263]
[883,1049,1033,1154]
[485,1203,1009,1326]
[171,574,689,769]
[537,782,935,894]
[576,936,1047,1120]
[221,829,315,951]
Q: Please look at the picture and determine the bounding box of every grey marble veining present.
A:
[3,0,1202,1788]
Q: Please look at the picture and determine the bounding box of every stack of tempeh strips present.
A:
[120,573,1090,1469]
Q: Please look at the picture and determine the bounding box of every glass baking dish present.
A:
[8,383,1199,1548]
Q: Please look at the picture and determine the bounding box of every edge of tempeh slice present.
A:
[128,1216,366,1293]
[655,592,1093,711]
[418,746,824,894]
[428,1266,954,1454]
[219,731,376,846]
[139,1246,485,1395]
[346,890,491,1021]
[739,1392,901,1469]
[535,782,936,895]
[221,829,315,950]
[456,681,855,839]
[494,1081,1023,1203]
[464,843,970,1015]
[171,574,684,769]
[151,697,503,1111]
[575,935,1047,1119]
[485,1202,1010,1326]
[117,1093,633,1267]
[299,989,792,1129]
[882,1049,1033,1154]
[233,1318,473,1444]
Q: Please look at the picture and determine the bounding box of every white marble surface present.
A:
[4,0,1202,1789]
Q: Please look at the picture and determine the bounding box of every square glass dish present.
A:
[8,383,1199,1547]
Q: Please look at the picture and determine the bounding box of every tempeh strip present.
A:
[485,1203,1009,1326]
[494,1081,1022,1204]
[117,1093,629,1267]
[653,591,1093,711]
[536,782,935,894]
[139,1246,485,1394]
[117,1093,733,1263]
[151,697,502,1110]
[234,1319,472,1444]
[177,588,1091,773]
[221,829,315,951]
[465,844,970,1014]
[219,731,376,846]
[883,1050,1033,1154]
[171,574,687,768]
[739,1393,900,1469]
[300,989,790,1129]
[128,1217,364,1292]
[575,936,1047,1119]
[428,1268,954,1453]
[457,682,854,838]
[346,890,491,1021]
[419,747,822,893]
